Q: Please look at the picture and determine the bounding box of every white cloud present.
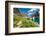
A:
[27,13,32,16]
[28,8,36,13]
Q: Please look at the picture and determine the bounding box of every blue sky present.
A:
[18,8,39,16]
[18,8,31,13]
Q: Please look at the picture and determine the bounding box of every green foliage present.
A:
[13,16,39,28]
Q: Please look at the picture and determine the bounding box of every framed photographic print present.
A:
[5,1,45,35]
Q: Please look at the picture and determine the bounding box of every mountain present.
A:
[13,8,39,18]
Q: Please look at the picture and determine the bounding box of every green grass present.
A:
[13,15,39,28]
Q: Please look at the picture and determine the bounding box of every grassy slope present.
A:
[13,16,39,28]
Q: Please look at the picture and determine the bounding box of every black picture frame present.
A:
[5,1,45,35]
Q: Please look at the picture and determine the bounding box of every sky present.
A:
[18,8,31,13]
[18,8,39,16]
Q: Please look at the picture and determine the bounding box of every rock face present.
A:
[13,8,27,17]
[13,8,21,16]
